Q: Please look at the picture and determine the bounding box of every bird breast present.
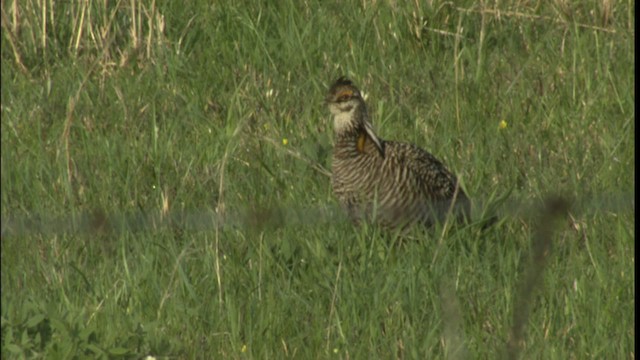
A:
[332,152,428,228]
[333,148,419,203]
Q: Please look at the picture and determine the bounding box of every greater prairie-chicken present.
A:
[326,77,471,230]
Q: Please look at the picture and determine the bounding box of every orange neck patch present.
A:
[357,133,367,153]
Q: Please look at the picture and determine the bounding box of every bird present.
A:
[325,76,471,231]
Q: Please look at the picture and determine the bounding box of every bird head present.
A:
[326,77,383,155]
[325,77,365,117]
[325,76,369,135]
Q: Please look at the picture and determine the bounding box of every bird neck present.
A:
[334,106,384,157]
[334,106,367,141]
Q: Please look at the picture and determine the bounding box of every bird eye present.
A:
[336,90,353,102]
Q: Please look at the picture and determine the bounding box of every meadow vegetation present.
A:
[1,0,634,358]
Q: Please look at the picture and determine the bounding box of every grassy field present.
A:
[1,0,634,358]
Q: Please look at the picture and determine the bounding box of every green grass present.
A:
[1,0,634,358]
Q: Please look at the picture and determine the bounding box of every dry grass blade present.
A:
[455,6,621,34]
[0,5,29,74]
[325,261,343,353]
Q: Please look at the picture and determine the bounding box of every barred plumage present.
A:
[326,77,471,230]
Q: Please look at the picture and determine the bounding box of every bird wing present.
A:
[387,142,460,201]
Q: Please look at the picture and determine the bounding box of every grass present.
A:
[1,0,634,358]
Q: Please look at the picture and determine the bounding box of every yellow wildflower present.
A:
[498,120,508,130]
[282,138,289,145]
